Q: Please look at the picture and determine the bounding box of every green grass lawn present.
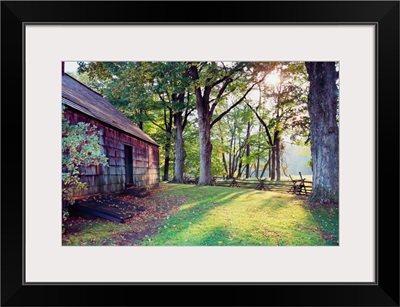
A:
[143,183,338,246]
[62,183,338,246]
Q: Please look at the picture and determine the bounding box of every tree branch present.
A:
[189,65,203,107]
[168,107,173,131]
[210,102,218,117]
[144,111,167,132]
[158,92,166,104]
[210,78,232,116]
[163,107,168,129]
[183,107,195,130]
[209,88,236,104]
[182,91,193,130]
[210,80,259,129]
[212,75,229,88]
[246,102,274,146]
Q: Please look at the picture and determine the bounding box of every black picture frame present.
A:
[1,1,399,306]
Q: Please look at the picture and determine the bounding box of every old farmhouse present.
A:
[62,71,160,197]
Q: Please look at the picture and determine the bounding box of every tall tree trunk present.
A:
[305,62,339,204]
[162,135,171,181]
[231,155,236,177]
[275,134,281,181]
[189,64,260,185]
[231,137,237,177]
[222,153,228,175]
[197,99,213,185]
[161,106,173,182]
[173,111,186,183]
[270,145,276,180]
[138,109,144,131]
[231,156,236,178]
[245,121,251,178]
[228,134,234,178]
[190,66,213,186]
[268,150,271,177]
[237,160,243,178]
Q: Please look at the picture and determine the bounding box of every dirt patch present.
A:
[308,201,338,212]
[63,186,189,246]
[114,190,188,245]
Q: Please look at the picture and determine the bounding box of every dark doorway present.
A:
[124,145,134,186]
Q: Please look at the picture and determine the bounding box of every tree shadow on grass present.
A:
[144,184,329,246]
[308,202,339,246]
[184,225,285,246]
[143,186,254,245]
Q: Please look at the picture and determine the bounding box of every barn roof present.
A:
[62,73,158,146]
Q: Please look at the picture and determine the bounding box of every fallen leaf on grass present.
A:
[63,189,189,246]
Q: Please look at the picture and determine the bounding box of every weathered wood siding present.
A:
[64,109,159,197]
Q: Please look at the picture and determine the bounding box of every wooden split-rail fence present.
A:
[183,172,312,196]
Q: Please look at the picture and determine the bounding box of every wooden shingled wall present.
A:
[64,109,159,197]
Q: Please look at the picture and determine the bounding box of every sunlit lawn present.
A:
[143,184,338,246]
[62,183,338,246]
[62,218,133,246]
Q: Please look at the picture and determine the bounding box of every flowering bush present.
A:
[62,106,108,221]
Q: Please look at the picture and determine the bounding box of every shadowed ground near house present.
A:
[62,183,338,246]
[63,185,188,245]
